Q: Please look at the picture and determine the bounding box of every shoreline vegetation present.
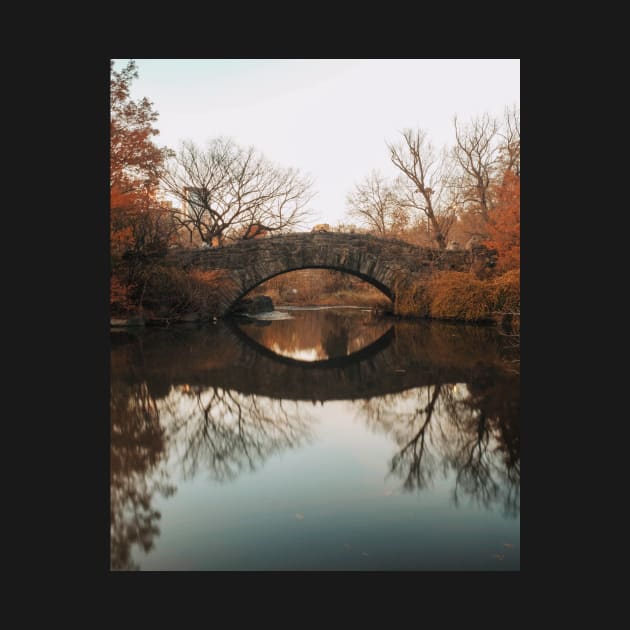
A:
[111,266,519,333]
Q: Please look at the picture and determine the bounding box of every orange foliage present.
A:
[111,185,138,256]
[110,60,170,196]
[110,61,174,262]
[485,170,520,272]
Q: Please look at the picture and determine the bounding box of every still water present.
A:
[111,307,520,571]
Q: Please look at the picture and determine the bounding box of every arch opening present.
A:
[231,266,394,312]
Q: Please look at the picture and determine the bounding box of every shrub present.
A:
[428,272,493,321]
[394,269,520,322]
[111,262,238,319]
[140,266,235,318]
[489,268,520,314]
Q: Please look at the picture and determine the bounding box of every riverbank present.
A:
[110,265,519,329]
[393,269,519,328]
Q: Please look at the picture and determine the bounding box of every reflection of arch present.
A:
[114,320,511,402]
[167,233,474,315]
[228,319,395,368]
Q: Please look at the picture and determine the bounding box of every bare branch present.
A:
[160,138,315,246]
[387,129,454,249]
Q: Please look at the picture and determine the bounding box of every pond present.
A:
[110,307,520,571]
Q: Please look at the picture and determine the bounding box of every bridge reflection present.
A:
[110,318,519,570]
[114,317,515,401]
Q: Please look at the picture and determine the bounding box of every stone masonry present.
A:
[165,232,495,316]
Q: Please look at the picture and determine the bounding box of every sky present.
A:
[112,59,520,228]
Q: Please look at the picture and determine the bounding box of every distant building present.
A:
[182,187,205,218]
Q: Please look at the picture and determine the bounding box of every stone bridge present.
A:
[165,233,493,316]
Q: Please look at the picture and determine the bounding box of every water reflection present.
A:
[360,373,519,517]
[164,386,312,482]
[110,349,176,571]
[237,308,392,361]
[110,311,519,570]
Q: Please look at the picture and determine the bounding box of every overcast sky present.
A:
[112,59,520,228]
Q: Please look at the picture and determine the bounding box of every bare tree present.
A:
[453,113,501,222]
[345,170,408,237]
[161,138,315,246]
[499,105,520,176]
[387,129,455,249]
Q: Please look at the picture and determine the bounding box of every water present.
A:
[111,307,520,571]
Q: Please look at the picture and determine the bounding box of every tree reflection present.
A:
[360,370,519,516]
[444,372,520,516]
[111,371,313,568]
[110,378,175,571]
[163,386,312,482]
[111,316,520,569]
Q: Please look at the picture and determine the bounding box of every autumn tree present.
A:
[161,138,315,246]
[450,107,520,246]
[387,129,456,249]
[345,170,409,237]
[110,60,171,194]
[110,60,174,259]
[484,169,520,272]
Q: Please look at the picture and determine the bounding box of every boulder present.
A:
[232,295,274,315]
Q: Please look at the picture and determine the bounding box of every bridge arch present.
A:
[167,232,478,317]
[231,265,393,306]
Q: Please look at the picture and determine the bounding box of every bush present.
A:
[489,268,520,314]
[111,262,238,319]
[140,266,234,318]
[429,272,493,321]
[394,269,520,322]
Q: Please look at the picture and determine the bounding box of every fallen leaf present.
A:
[491,553,504,560]
[503,543,514,549]
[295,513,305,520]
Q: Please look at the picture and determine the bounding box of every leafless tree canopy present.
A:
[499,105,520,176]
[345,107,519,249]
[452,108,520,218]
[387,129,456,249]
[345,170,408,237]
[161,138,315,245]
[453,113,501,221]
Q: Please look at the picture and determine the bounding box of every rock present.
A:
[231,295,274,315]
